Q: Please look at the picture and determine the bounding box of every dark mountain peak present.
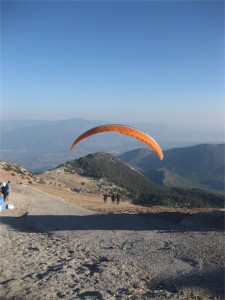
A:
[79,152,116,162]
[72,152,138,177]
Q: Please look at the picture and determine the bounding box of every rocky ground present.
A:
[0,183,224,300]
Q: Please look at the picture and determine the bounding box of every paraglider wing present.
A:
[70,124,163,160]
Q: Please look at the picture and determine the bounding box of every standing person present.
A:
[1,183,7,201]
[103,193,108,204]
[116,193,121,205]
[6,181,10,199]
[111,193,115,204]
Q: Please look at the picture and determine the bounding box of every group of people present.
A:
[103,193,121,205]
[0,181,12,212]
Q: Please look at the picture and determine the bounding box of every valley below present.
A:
[0,182,224,300]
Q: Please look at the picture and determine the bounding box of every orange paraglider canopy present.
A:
[70,124,163,160]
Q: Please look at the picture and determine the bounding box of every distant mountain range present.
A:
[0,118,224,173]
[118,144,225,192]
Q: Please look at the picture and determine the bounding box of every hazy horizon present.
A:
[1,1,224,133]
[1,116,224,134]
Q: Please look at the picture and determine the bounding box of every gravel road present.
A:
[0,184,224,300]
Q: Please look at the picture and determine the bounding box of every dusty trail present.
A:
[0,184,224,299]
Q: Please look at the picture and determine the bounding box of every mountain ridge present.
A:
[118,144,225,192]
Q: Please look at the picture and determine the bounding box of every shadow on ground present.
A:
[0,211,224,233]
[146,267,224,299]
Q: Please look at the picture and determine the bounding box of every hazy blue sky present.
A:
[1,0,224,131]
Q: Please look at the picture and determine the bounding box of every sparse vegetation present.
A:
[3,162,22,173]
[1,161,39,183]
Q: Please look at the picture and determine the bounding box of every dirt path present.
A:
[0,184,224,299]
